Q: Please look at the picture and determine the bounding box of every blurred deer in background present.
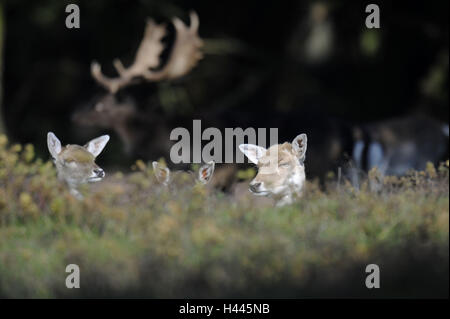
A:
[350,114,449,188]
[73,11,204,165]
[72,94,172,159]
[47,132,110,199]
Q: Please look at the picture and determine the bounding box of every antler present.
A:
[91,11,203,93]
[145,11,203,80]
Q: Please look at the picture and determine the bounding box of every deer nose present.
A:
[249,182,262,192]
[94,168,105,178]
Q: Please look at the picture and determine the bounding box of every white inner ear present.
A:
[159,167,170,184]
[198,161,215,183]
[153,161,170,184]
[85,135,110,157]
[292,133,307,161]
[239,144,266,164]
[152,161,160,171]
[47,132,62,159]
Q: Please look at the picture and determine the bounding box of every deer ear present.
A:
[292,134,307,162]
[85,135,110,157]
[239,144,266,164]
[47,132,62,159]
[152,161,170,185]
[198,161,215,184]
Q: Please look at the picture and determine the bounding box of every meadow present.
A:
[0,135,448,298]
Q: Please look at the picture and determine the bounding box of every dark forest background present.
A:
[0,0,448,170]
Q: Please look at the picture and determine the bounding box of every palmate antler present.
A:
[91,11,203,93]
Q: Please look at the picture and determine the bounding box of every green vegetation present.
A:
[0,135,448,298]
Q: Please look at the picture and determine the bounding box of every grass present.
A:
[0,135,448,298]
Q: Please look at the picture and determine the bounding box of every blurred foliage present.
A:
[236,167,256,180]
[0,136,448,298]
[360,29,380,57]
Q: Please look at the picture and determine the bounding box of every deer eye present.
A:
[279,162,290,167]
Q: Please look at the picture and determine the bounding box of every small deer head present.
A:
[239,134,307,206]
[152,161,215,186]
[47,132,110,198]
